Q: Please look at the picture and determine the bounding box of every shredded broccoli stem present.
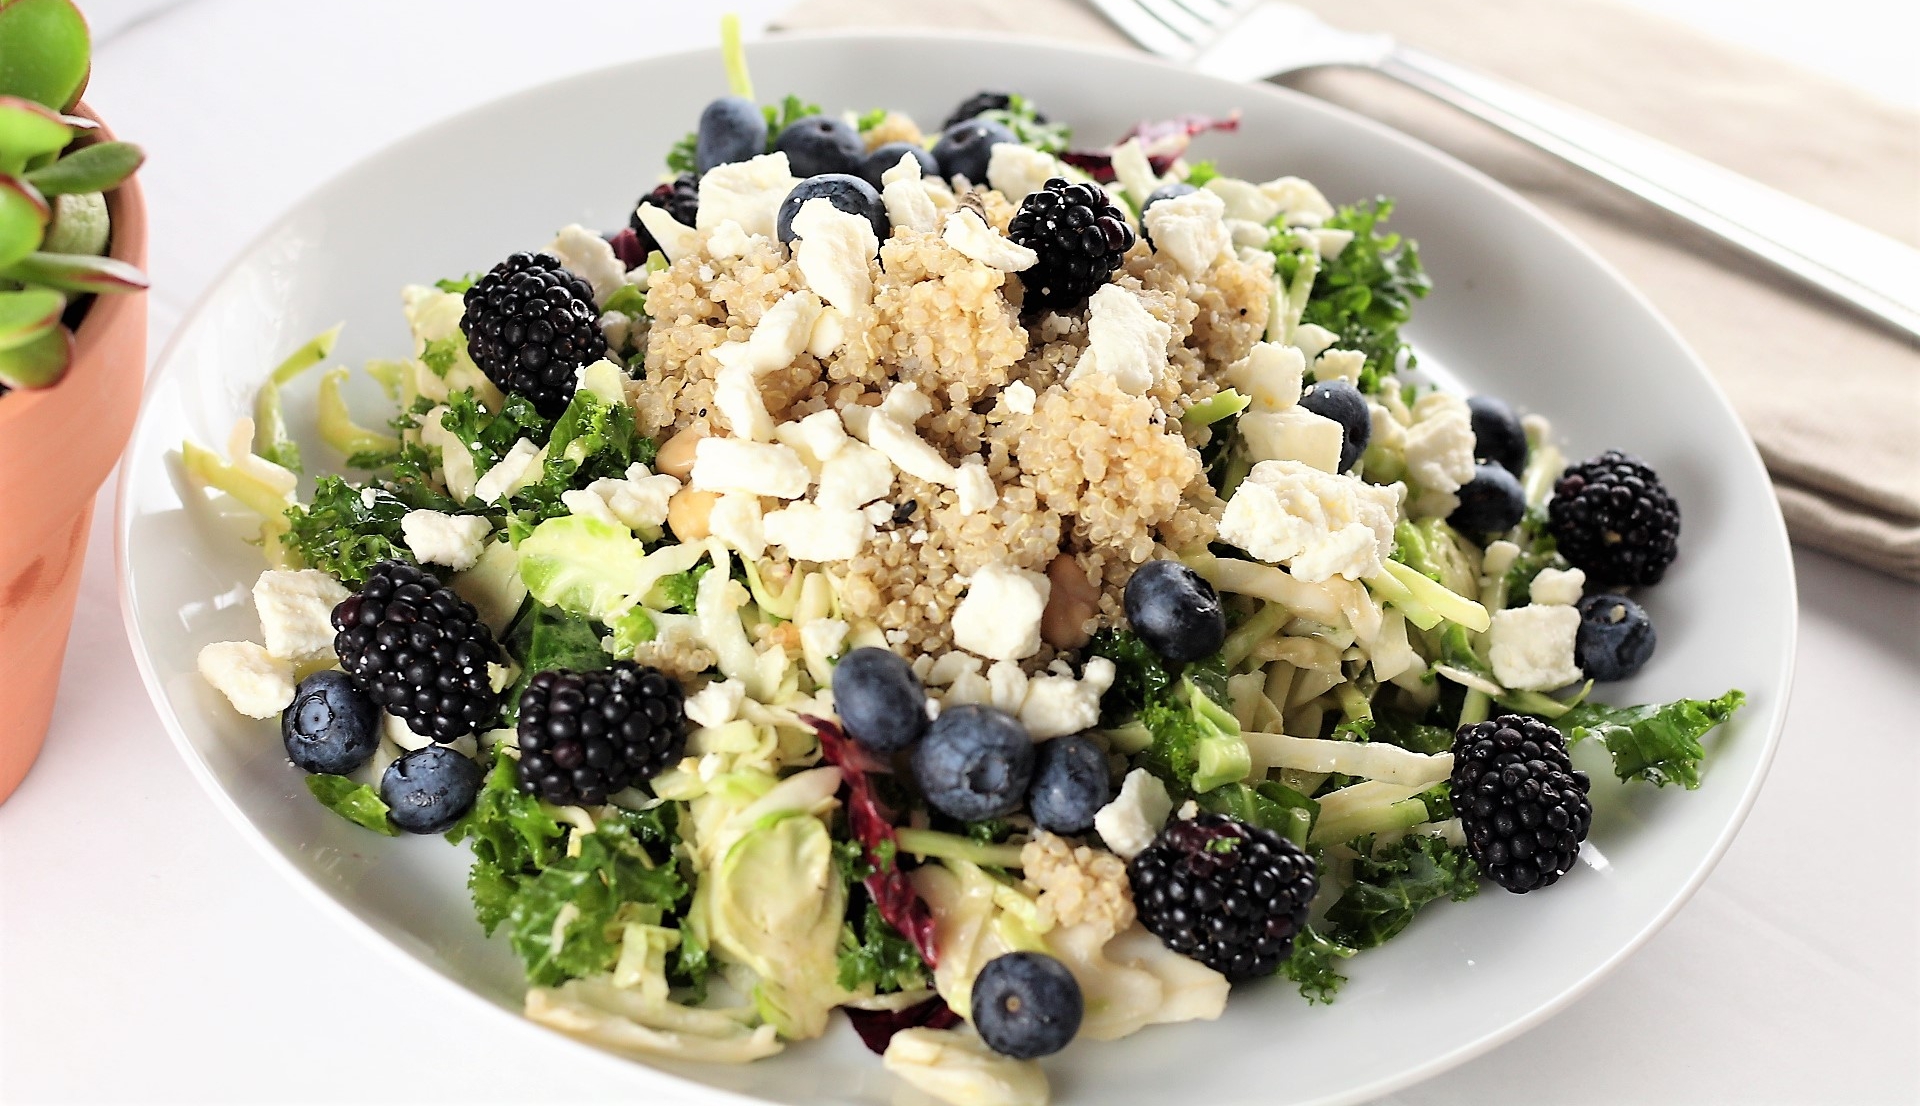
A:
[1374,561,1491,633]
[252,323,341,466]
[894,828,1025,870]
[317,368,399,457]
[720,14,753,99]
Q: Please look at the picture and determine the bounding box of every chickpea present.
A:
[1041,552,1101,650]
[655,423,710,480]
[667,487,719,542]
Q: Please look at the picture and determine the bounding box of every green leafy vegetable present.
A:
[441,388,553,473]
[654,563,712,614]
[503,815,688,986]
[1325,834,1479,950]
[1091,631,1248,794]
[446,748,567,933]
[665,131,698,176]
[1198,780,1317,845]
[977,94,1071,154]
[433,272,479,294]
[1561,689,1745,789]
[837,903,928,994]
[281,477,411,584]
[305,775,397,836]
[1275,198,1430,392]
[504,604,611,719]
[1279,925,1356,1004]
[854,107,889,132]
[1370,712,1455,755]
[762,95,824,148]
[1183,160,1220,187]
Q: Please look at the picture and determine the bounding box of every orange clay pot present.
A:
[0,107,147,804]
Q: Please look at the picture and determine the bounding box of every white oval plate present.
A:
[118,32,1795,1106]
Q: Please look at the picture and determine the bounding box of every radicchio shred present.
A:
[805,716,940,969]
[1060,111,1243,181]
[843,996,963,1055]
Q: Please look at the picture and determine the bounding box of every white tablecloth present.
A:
[2,3,1914,1102]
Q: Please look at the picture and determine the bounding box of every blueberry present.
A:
[774,115,865,179]
[833,646,928,753]
[1468,394,1529,475]
[858,141,939,189]
[1142,182,1197,215]
[931,118,1015,186]
[695,96,769,174]
[970,952,1083,1059]
[1124,560,1226,664]
[1575,593,1657,681]
[910,705,1034,821]
[1450,463,1527,535]
[379,746,485,835]
[1297,379,1371,472]
[1027,734,1110,835]
[776,174,889,244]
[282,671,379,775]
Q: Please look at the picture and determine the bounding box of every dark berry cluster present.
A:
[459,251,607,418]
[1006,178,1136,313]
[630,174,699,253]
[331,562,502,742]
[1547,450,1681,586]
[1128,813,1319,981]
[940,90,1046,131]
[516,662,687,805]
[1450,714,1593,893]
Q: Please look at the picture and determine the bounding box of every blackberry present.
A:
[1547,451,1681,586]
[941,91,1047,131]
[331,562,502,742]
[516,662,687,805]
[1449,714,1592,894]
[460,252,607,418]
[1006,178,1136,314]
[1128,814,1318,981]
[630,174,699,252]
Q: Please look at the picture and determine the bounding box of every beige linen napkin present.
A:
[778,0,1920,580]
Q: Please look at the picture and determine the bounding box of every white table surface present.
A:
[3,2,1915,1103]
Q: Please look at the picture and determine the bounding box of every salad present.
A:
[182,29,1745,1106]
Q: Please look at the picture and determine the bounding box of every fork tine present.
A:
[1087,0,1198,59]
[1163,0,1239,28]
[1128,0,1214,43]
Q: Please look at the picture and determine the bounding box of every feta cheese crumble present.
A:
[986,142,1061,203]
[952,564,1051,662]
[474,438,544,504]
[1141,187,1232,278]
[1019,656,1117,740]
[695,152,798,239]
[792,197,878,312]
[763,502,871,563]
[1488,605,1583,691]
[942,208,1037,272]
[1529,567,1587,606]
[690,438,811,499]
[1094,768,1175,861]
[400,511,492,572]
[197,641,295,719]
[1240,406,1345,473]
[544,223,628,307]
[252,569,351,662]
[1069,285,1170,396]
[1224,341,1305,412]
[1218,459,1401,582]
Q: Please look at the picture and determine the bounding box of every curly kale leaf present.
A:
[1279,925,1357,1004]
[281,476,412,584]
[1276,198,1431,392]
[1325,834,1479,950]
[1561,689,1745,789]
[837,902,929,994]
[501,815,688,987]
[304,775,397,836]
[445,747,568,935]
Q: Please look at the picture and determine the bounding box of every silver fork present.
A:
[1091,0,1920,343]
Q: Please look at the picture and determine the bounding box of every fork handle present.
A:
[1374,46,1920,343]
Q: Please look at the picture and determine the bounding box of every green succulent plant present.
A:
[0,0,146,394]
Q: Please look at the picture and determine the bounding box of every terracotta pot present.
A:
[0,107,147,803]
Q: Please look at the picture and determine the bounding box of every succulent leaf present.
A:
[24,138,139,194]
[42,189,106,254]
[0,95,73,173]
[2,248,146,293]
[0,0,92,111]
[0,174,50,269]
[0,286,63,350]
[0,319,71,388]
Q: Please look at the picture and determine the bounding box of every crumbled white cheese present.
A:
[1094,768,1174,861]
[1019,656,1116,740]
[925,651,982,687]
[1481,539,1522,581]
[585,463,680,533]
[955,460,998,516]
[942,208,1037,272]
[880,152,941,234]
[713,361,775,442]
[251,569,350,663]
[1224,341,1304,412]
[416,407,476,502]
[952,564,1050,662]
[1217,459,1401,582]
[1204,176,1282,224]
[814,440,894,510]
[695,152,797,239]
[1312,227,1355,259]
[560,487,621,527]
[1258,175,1334,223]
[1142,187,1231,278]
[1529,567,1587,607]
[597,311,632,350]
[862,501,894,526]
[791,197,877,312]
[1488,605,1583,691]
[544,223,626,306]
[1404,391,1477,497]
[1313,348,1366,386]
[1291,323,1338,362]
[763,502,871,562]
[1240,406,1345,472]
[708,493,766,559]
[690,438,811,499]
[986,660,1029,715]
[399,511,492,573]
[881,381,933,426]
[802,618,851,680]
[775,408,851,471]
[633,204,697,264]
[866,413,957,486]
[197,641,295,719]
[1369,401,1406,461]
[807,305,847,358]
[1110,137,1161,209]
[1226,218,1272,249]
[686,679,747,730]
[986,143,1061,203]
[711,289,823,379]
[475,438,544,504]
[1002,380,1037,416]
[705,219,756,260]
[1068,284,1170,396]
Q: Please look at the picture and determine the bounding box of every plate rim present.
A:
[115,29,1799,1106]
